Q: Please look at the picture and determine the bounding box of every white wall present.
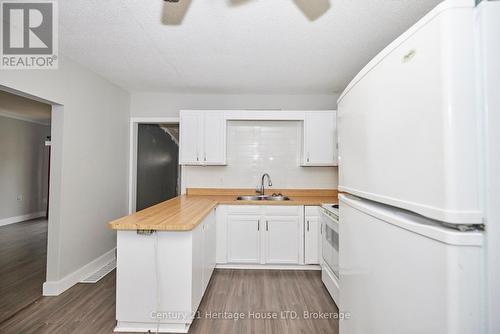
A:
[0,116,51,221]
[0,56,130,285]
[182,120,337,191]
[131,92,339,118]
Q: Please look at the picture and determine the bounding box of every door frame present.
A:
[128,117,179,214]
[0,84,63,293]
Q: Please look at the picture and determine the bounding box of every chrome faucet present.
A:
[257,173,273,196]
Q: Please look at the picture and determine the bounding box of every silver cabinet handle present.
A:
[258,220,260,231]
[320,223,323,235]
[307,220,310,232]
[266,220,269,231]
[204,152,207,162]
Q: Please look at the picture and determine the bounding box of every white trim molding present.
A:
[0,110,51,126]
[43,248,116,296]
[216,264,321,271]
[0,211,46,227]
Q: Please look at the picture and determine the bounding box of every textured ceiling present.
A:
[59,0,442,94]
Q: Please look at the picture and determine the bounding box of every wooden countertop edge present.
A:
[114,201,219,231]
[109,190,338,232]
[187,188,337,197]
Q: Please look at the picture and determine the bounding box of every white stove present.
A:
[321,203,339,217]
[320,202,340,306]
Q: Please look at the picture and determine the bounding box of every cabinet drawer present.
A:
[264,206,302,216]
[305,206,320,217]
[226,205,261,215]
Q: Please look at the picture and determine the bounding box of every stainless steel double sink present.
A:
[236,195,290,201]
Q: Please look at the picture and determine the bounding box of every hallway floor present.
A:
[0,218,48,323]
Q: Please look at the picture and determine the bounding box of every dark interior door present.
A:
[136,124,179,211]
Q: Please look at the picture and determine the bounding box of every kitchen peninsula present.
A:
[109,188,337,333]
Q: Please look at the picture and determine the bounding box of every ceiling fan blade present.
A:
[162,0,193,25]
[293,0,331,21]
[162,0,330,23]
[227,0,255,6]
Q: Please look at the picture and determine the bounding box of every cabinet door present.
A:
[209,212,217,276]
[202,212,216,292]
[227,215,261,263]
[191,222,204,313]
[264,217,301,264]
[203,111,226,165]
[303,111,337,166]
[215,206,227,264]
[305,216,320,264]
[180,111,201,164]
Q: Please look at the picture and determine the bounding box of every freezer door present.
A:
[339,194,483,334]
[337,1,482,224]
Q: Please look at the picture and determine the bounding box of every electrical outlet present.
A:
[17,195,23,201]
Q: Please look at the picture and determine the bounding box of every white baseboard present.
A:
[43,248,116,296]
[0,211,46,227]
[216,263,321,270]
[115,321,190,333]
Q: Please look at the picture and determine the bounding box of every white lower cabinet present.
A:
[115,208,216,333]
[202,209,217,292]
[227,215,261,263]
[304,206,321,264]
[305,217,320,264]
[264,216,302,264]
[219,205,305,265]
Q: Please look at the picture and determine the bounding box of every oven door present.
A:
[321,210,339,279]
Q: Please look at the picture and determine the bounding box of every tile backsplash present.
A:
[181,120,337,192]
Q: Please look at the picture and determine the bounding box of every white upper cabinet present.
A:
[180,110,226,165]
[180,110,337,167]
[203,111,226,164]
[180,111,201,164]
[302,111,338,166]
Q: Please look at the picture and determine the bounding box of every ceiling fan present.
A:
[163,0,331,24]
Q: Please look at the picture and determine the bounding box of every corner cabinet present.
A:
[179,110,226,165]
[302,111,338,166]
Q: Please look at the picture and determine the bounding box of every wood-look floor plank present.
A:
[0,218,47,323]
[1,269,338,334]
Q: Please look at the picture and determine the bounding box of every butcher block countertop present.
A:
[108,188,338,231]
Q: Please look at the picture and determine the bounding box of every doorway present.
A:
[129,118,180,213]
[136,123,180,211]
[0,90,51,322]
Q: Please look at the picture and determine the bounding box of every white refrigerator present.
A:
[336,0,499,333]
